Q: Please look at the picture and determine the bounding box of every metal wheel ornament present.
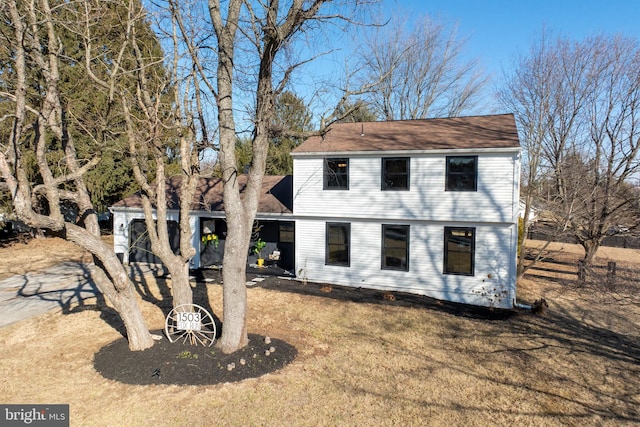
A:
[164,304,217,347]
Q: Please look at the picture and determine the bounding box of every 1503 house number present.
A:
[165,304,217,346]
[176,312,201,331]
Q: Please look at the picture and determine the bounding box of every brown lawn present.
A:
[0,236,638,426]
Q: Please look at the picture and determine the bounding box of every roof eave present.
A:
[291,146,521,157]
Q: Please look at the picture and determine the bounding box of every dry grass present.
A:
[0,236,94,281]
[0,238,639,426]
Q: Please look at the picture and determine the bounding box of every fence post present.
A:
[577,261,586,281]
[607,261,617,278]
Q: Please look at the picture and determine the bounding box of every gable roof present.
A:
[292,114,520,154]
[111,175,292,214]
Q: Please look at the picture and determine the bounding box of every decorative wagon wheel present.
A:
[164,304,217,347]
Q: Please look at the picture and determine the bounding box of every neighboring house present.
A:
[111,113,521,309]
[291,114,521,309]
[518,199,538,224]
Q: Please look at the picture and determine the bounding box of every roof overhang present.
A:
[291,146,521,158]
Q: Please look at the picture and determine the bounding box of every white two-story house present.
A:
[290,114,521,308]
[111,114,520,309]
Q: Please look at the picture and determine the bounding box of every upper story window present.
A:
[446,156,477,191]
[326,222,350,266]
[444,227,475,276]
[382,157,410,190]
[382,224,410,271]
[324,158,349,190]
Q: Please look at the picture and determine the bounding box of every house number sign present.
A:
[164,304,217,346]
[176,312,201,331]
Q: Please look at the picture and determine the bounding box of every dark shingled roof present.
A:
[292,114,520,154]
[112,175,292,214]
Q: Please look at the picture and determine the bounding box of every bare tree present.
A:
[360,13,487,120]
[565,35,640,264]
[0,0,154,350]
[498,30,577,277]
[76,0,214,311]
[500,32,640,270]
[166,0,376,353]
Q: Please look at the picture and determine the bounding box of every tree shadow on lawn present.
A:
[477,307,638,422]
[229,270,640,422]
[335,293,640,423]
[14,262,130,336]
[93,268,639,399]
[94,269,294,386]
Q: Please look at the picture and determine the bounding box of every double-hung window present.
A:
[326,223,350,266]
[382,224,410,271]
[446,156,477,191]
[324,158,349,190]
[444,227,475,275]
[382,157,410,190]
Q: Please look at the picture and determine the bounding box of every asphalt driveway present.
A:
[0,262,101,328]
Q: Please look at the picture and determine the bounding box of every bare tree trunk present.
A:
[121,11,199,311]
[66,225,156,350]
[165,257,193,308]
[85,256,155,350]
[219,211,252,352]
[580,239,600,267]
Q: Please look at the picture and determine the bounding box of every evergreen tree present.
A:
[335,100,378,123]
[0,0,172,214]
[234,91,312,176]
[267,91,313,175]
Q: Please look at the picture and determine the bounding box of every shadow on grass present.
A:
[190,269,640,423]
[320,283,640,424]
[129,263,223,336]
[14,262,128,336]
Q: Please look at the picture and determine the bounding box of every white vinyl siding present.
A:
[293,149,519,309]
[295,219,516,308]
[293,153,518,223]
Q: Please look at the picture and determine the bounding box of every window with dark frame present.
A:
[323,158,349,190]
[446,156,478,191]
[278,222,295,243]
[326,223,350,266]
[444,227,475,275]
[382,157,410,190]
[382,224,410,271]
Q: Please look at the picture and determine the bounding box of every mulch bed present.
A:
[94,332,297,386]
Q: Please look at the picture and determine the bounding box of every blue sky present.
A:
[298,0,640,119]
[391,0,640,80]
